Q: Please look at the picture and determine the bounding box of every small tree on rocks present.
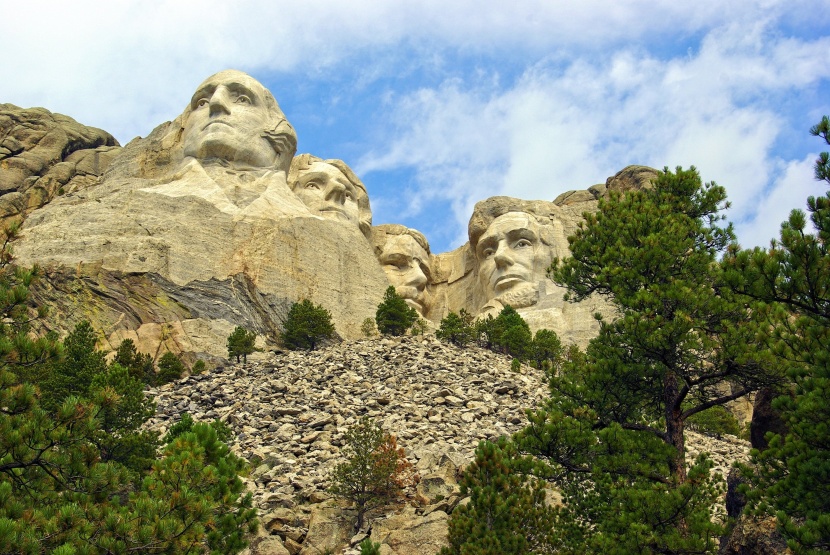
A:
[329,417,414,530]
[227,326,256,363]
[436,309,476,347]
[280,299,336,350]
[375,286,417,336]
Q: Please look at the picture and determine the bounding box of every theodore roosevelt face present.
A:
[378,234,431,315]
[182,70,279,169]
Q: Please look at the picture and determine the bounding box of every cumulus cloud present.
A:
[1,0,827,252]
[358,22,830,250]
[736,155,825,248]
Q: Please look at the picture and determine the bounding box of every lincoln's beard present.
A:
[494,281,539,309]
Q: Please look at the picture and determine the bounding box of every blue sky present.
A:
[3,1,828,254]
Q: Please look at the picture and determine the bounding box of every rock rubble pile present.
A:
[146,335,750,555]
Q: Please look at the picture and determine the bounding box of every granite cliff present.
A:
[1,71,660,361]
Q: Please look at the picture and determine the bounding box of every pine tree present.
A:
[329,417,413,530]
[156,350,186,384]
[529,328,563,371]
[0,224,255,553]
[113,337,155,383]
[227,325,257,363]
[726,117,830,552]
[436,309,475,347]
[41,320,107,409]
[512,167,780,552]
[281,299,336,350]
[441,440,562,555]
[375,286,417,336]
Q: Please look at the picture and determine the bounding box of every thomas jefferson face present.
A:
[183,70,279,169]
[378,235,430,315]
[476,212,551,305]
[293,162,360,226]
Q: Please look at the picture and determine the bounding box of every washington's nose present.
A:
[325,180,347,204]
[208,87,232,116]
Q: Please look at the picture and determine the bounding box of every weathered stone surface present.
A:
[720,515,790,555]
[370,507,449,555]
[145,336,751,554]
[15,72,389,347]
[0,103,119,223]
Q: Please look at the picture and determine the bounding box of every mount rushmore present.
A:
[1,70,657,359]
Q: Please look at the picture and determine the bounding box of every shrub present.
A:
[156,351,185,385]
[227,326,256,363]
[329,417,414,530]
[281,299,336,350]
[361,317,377,337]
[359,538,382,555]
[530,328,563,370]
[687,405,742,438]
[375,286,417,336]
[436,309,475,347]
[192,359,207,375]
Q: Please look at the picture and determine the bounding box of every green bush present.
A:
[375,286,417,336]
[156,351,185,385]
[436,309,475,347]
[687,405,742,438]
[281,299,336,350]
[361,317,377,337]
[227,326,257,363]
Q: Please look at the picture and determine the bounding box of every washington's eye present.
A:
[235,95,251,104]
[196,98,209,107]
[305,181,321,190]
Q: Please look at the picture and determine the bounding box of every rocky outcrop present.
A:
[145,335,751,554]
[0,104,119,223]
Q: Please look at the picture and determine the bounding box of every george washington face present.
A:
[183,70,281,169]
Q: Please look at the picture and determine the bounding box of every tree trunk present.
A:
[664,371,687,483]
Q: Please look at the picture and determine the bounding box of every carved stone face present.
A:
[378,234,431,315]
[183,70,279,169]
[476,212,552,307]
[292,162,360,225]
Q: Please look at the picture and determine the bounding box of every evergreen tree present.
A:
[494,306,532,361]
[227,325,256,363]
[41,320,107,409]
[281,298,336,350]
[436,309,475,347]
[89,362,159,474]
[156,350,186,384]
[726,117,830,552]
[113,337,155,383]
[441,439,562,555]
[0,226,255,553]
[512,167,780,552]
[375,286,417,336]
[529,328,563,371]
[329,417,413,530]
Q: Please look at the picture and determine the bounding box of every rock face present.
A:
[145,336,751,555]
[6,70,655,359]
[0,103,119,223]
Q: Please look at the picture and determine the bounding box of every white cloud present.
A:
[1,0,827,252]
[357,22,829,249]
[736,155,825,248]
